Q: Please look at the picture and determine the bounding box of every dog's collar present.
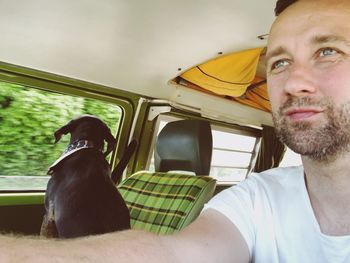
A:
[64,139,98,154]
[48,140,102,173]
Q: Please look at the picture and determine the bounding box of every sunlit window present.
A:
[0,81,121,192]
[210,129,258,183]
[279,147,302,167]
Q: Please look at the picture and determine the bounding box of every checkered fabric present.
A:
[118,171,216,235]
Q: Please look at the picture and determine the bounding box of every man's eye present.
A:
[319,48,337,57]
[271,59,289,70]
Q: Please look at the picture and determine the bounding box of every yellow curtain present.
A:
[178,47,271,112]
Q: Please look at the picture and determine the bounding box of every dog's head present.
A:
[54,115,117,157]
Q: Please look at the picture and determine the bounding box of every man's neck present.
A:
[302,153,350,236]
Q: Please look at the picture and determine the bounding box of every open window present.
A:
[0,81,122,192]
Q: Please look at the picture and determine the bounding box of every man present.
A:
[2,0,350,262]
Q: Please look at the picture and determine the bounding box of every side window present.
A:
[279,147,302,167]
[0,81,122,191]
[149,116,260,183]
[210,127,258,183]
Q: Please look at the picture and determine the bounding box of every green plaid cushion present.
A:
[118,171,216,235]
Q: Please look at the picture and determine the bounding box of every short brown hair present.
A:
[275,0,298,16]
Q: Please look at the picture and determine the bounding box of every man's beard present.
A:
[272,97,350,162]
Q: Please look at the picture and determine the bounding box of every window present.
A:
[210,128,259,183]
[0,81,122,191]
[279,147,302,167]
[149,116,260,184]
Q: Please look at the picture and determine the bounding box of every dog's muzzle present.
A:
[48,140,102,173]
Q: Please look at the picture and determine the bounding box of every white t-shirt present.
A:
[204,166,350,262]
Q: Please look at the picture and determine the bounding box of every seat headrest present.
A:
[154,120,212,175]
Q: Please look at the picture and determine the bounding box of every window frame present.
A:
[0,62,139,193]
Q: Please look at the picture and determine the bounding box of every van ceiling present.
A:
[0,0,276,127]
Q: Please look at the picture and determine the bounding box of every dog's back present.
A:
[42,115,130,238]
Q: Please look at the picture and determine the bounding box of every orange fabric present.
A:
[178,47,271,112]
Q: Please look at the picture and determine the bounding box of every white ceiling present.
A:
[0,0,276,126]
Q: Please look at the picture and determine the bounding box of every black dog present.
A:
[40,115,130,238]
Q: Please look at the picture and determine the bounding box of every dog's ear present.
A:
[54,121,74,143]
[104,128,117,157]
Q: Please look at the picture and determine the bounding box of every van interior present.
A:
[0,0,301,235]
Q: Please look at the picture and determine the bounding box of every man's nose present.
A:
[284,64,317,96]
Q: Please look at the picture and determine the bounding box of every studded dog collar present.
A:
[48,139,102,173]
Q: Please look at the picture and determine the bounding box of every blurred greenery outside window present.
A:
[0,82,121,191]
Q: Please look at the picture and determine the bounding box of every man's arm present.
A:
[169,209,250,262]
[0,209,249,263]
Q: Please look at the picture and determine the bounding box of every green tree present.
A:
[0,82,121,176]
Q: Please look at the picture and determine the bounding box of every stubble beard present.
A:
[272,97,350,162]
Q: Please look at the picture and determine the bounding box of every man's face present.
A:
[266,0,350,161]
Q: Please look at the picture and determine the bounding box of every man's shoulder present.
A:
[254,165,303,178]
[210,165,305,206]
[247,165,304,190]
